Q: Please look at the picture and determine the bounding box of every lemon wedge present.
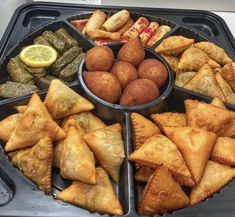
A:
[20,44,57,68]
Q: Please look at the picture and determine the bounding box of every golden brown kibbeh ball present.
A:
[138,58,168,88]
[85,46,114,71]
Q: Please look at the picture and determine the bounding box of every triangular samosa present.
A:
[190,161,235,205]
[184,64,225,101]
[131,112,161,150]
[0,113,21,142]
[10,136,53,194]
[5,93,65,152]
[44,79,94,119]
[185,99,235,133]
[165,126,217,183]
[56,167,123,216]
[138,166,190,215]
[211,137,235,166]
[150,112,186,130]
[64,112,106,133]
[84,123,125,182]
[60,120,96,184]
[129,134,191,179]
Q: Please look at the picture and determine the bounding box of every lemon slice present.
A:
[20,44,57,68]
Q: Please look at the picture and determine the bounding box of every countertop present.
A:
[0,0,235,40]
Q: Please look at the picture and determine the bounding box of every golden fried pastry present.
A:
[0,113,21,142]
[65,112,106,133]
[173,175,196,187]
[211,137,235,166]
[56,167,123,215]
[5,93,65,152]
[211,97,226,108]
[175,71,196,87]
[15,105,27,113]
[165,126,217,183]
[177,47,209,72]
[221,62,235,92]
[215,72,235,104]
[185,99,235,133]
[161,55,179,73]
[129,134,191,178]
[44,79,94,119]
[138,166,190,215]
[150,112,186,130]
[131,112,161,150]
[135,166,154,182]
[194,41,232,65]
[190,161,235,205]
[84,123,125,182]
[155,36,194,56]
[208,58,221,68]
[184,64,225,101]
[10,137,53,194]
[53,139,64,169]
[60,120,96,184]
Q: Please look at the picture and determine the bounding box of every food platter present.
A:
[1,2,235,217]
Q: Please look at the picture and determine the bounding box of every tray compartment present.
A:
[0,20,94,105]
[0,83,131,216]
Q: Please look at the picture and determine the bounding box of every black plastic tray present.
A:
[1,2,235,217]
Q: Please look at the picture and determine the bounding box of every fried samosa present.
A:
[15,105,27,114]
[194,41,232,65]
[165,126,217,183]
[64,112,106,133]
[215,72,235,104]
[175,71,196,87]
[0,113,21,142]
[44,79,94,119]
[161,54,179,73]
[211,97,226,108]
[135,166,154,182]
[221,62,235,92]
[131,112,161,150]
[155,36,194,56]
[138,166,190,215]
[177,47,209,72]
[5,93,65,152]
[10,137,53,194]
[129,134,191,178]
[185,99,235,133]
[150,112,187,130]
[56,167,123,216]
[83,123,125,182]
[60,120,96,184]
[190,161,235,205]
[184,64,226,101]
[211,137,235,166]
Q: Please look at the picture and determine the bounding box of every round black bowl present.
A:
[78,43,174,111]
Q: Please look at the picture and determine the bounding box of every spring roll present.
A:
[146,25,172,47]
[83,10,107,34]
[52,46,82,73]
[140,22,159,45]
[42,31,66,54]
[56,53,85,82]
[87,29,121,41]
[7,57,34,84]
[101,10,130,32]
[55,28,78,49]
[117,18,134,36]
[70,19,89,31]
[123,17,149,40]
[0,81,39,98]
